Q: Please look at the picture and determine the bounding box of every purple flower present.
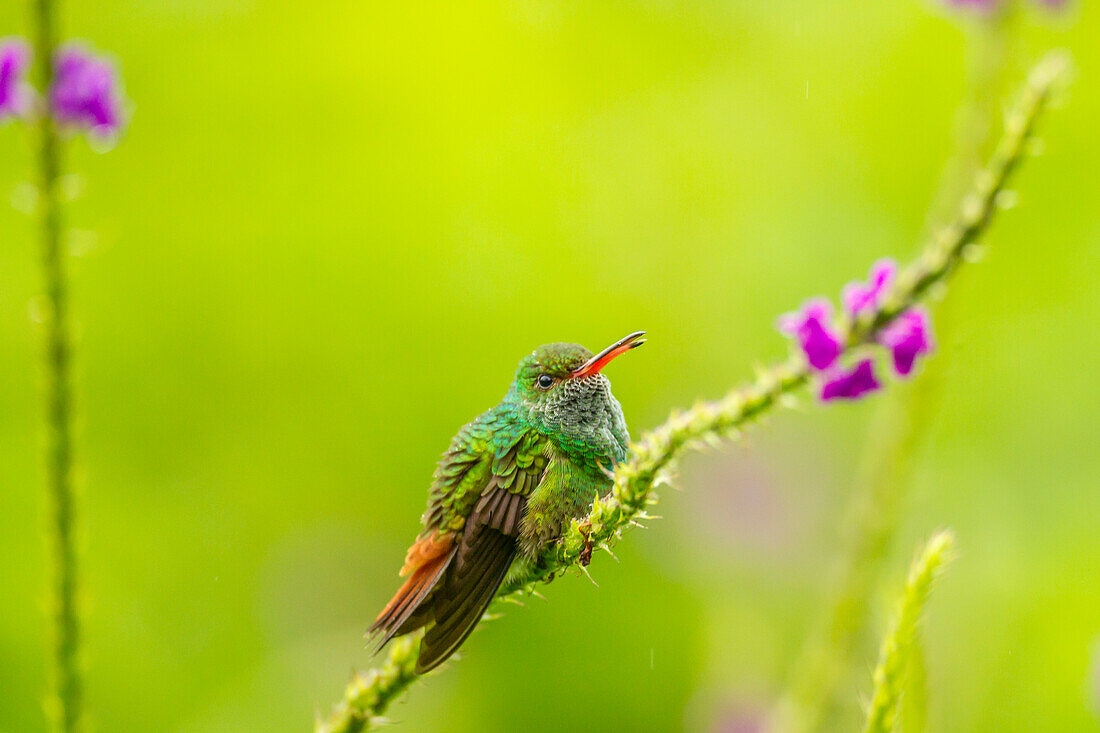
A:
[50,45,123,136]
[779,298,842,371]
[943,0,1000,9]
[878,307,934,377]
[944,0,1067,10]
[842,259,896,316]
[820,358,881,401]
[0,40,30,120]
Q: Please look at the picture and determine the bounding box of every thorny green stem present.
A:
[315,51,1069,733]
[899,626,930,733]
[862,531,955,733]
[925,4,1018,227]
[31,0,82,729]
[316,634,421,733]
[859,52,1069,340]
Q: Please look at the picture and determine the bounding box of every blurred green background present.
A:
[1,1,1098,731]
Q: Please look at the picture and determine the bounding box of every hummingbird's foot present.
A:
[577,521,594,567]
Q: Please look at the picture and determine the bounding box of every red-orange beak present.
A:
[570,331,646,380]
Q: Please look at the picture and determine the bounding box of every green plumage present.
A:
[369,337,640,673]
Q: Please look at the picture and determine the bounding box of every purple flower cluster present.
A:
[0,40,124,136]
[779,260,934,402]
[945,0,1067,11]
[51,46,124,135]
[0,40,30,120]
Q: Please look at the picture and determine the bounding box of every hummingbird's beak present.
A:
[571,331,646,380]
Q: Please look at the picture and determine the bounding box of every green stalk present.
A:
[316,634,421,733]
[316,51,1068,733]
[899,629,929,733]
[31,0,82,729]
[862,531,955,733]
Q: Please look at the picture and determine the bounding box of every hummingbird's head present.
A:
[510,331,645,456]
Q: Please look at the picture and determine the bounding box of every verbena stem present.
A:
[31,0,82,729]
[862,530,955,733]
[316,51,1068,733]
[317,634,421,733]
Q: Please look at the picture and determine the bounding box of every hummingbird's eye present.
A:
[537,374,555,390]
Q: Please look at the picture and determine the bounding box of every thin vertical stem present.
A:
[31,0,82,729]
[862,531,955,733]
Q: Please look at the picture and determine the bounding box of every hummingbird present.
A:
[368,331,646,673]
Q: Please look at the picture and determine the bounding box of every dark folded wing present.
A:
[416,524,515,673]
[415,431,548,673]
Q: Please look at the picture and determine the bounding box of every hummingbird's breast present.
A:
[517,441,612,558]
[517,374,631,557]
[532,374,630,473]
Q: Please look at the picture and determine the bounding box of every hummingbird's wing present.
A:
[415,429,547,672]
[368,413,548,673]
[366,417,495,652]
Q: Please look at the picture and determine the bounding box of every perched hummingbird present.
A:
[369,331,645,673]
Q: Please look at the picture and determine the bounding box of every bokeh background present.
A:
[1,1,1098,731]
